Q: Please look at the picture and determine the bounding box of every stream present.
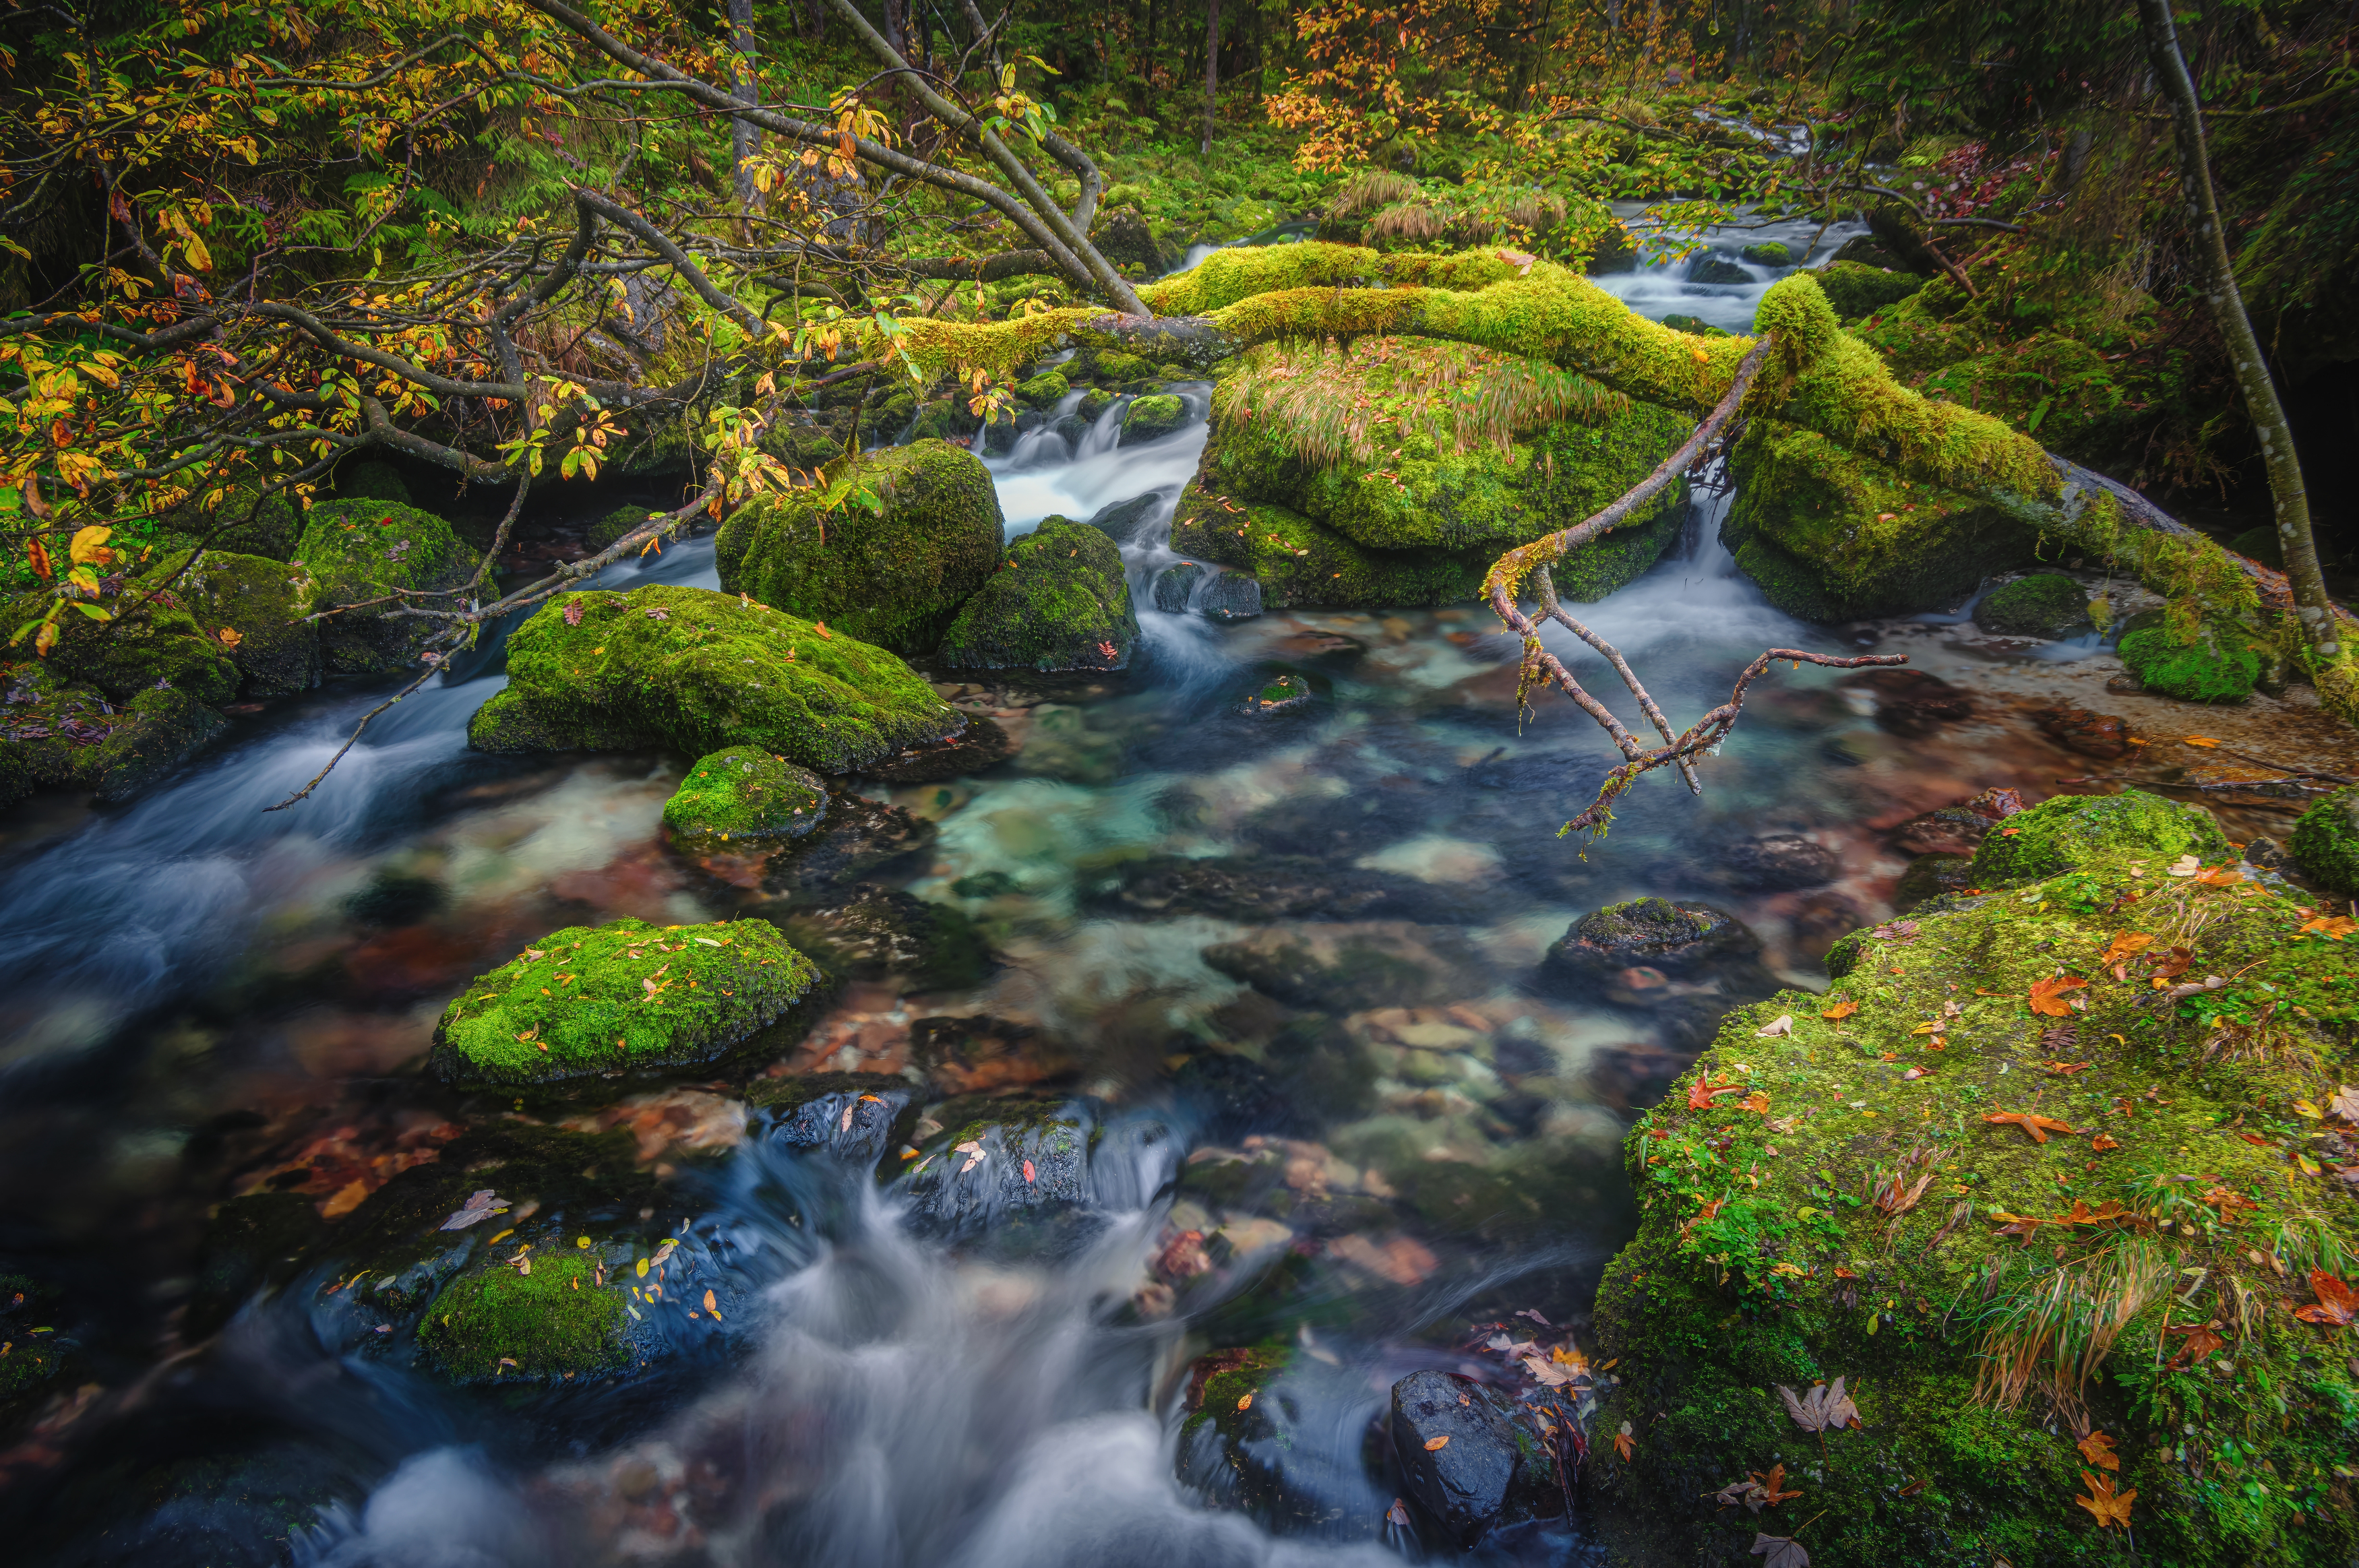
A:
[0,232,2234,1566]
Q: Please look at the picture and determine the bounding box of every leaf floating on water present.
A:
[2181,736,2222,748]
[1776,1376,1860,1433]
[703,1288,719,1319]
[1423,1435,1450,1451]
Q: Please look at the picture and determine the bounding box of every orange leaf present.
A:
[1740,1091,1771,1114]
[1612,1423,1635,1462]
[2090,1134,2122,1152]
[2098,933,2152,966]
[815,621,833,639]
[2182,735,2222,748]
[2028,975,2088,1016]
[2077,1431,2120,1472]
[1423,1435,1450,1451]
[2294,1269,2359,1327]
[1687,1077,1744,1110]
[2075,1471,2136,1530]
[1238,1392,1254,1411]
[2194,865,2244,887]
[1821,999,1860,1020]
[1986,1110,2077,1144]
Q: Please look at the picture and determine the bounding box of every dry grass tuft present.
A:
[1969,1240,2172,1427]
[1327,169,1420,220]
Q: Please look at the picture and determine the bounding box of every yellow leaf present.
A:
[2182,736,2221,748]
[1237,1392,1254,1411]
[2296,1098,2324,1119]
[68,525,113,565]
[1822,999,1859,1020]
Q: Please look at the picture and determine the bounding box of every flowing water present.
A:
[0,253,2273,1566]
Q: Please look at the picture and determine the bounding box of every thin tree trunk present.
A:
[2137,0,2336,656]
[1201,0,1220,156]
[726,0,761,211]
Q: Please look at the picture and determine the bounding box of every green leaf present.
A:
[70,603,113,621]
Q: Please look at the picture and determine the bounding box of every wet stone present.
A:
[859,715,1014,785]
[1085,492,1167,544]
[1152,562,1206,612]
[1711,830,1838,891]
[2035,705,2133,760]
[1843,668,1974,736]
[1585,1041,1697,1113]
[1886,785,2025,858]
[1894,852,1975,912]
[777,885,993,993]
[1391,1369,1527,1544]
[1080,854,1481,924]
[761,791,938,894]
[1239,672,1314,714]
[749,1072,914,1164]
[1197,572,1262,621]
[1200,923,1486,1013]
[909,1013,1076,1093]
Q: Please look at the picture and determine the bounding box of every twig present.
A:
[264,662,443,811]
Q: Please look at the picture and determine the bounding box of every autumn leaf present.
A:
[1238,1392,1254,1412]
[2294,1269,2359,1327]
[2075,1471,2135,1530]
[1821,999,1860,1020]
[2168,1325,2227,1369]
[2194,865,2244,887]
[1423,1434,1450,1451]
[1707,1462,1804,1513]
[2077,1431,2120,1472]
[2099,932,2153,966]
[2182,735,2222,748]
[1873,1170,1935,1217]
[2300,914,2359,940]
[1985,1110,2077,1143]
[1740,1091,1771,1114]
[2149,946,2196,980]
[1688,1077,1744,1110]
[1613,1420,1634,1461]
[2331,1086,2359,1123]
[2166,853,2201,876]
[1777,1376,1860,1433]
[2027,975,2088,1017]
[1750,1532,1810,1567]
[1755,1014,1794,1037]
[2090,1134,2122,1152]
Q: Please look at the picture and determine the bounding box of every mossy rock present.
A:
[2120,621,2261,703]
[91,685,227,803]
[0,656,228,804]
[1973,573,2093,639]
[661,747,828,848]
[292,499,474,677]
[2289,785,2359,894]
[336,460,412,507]
[1121,393,1190,444]
[9,584,241,707]
[1093,350,1153,384]
[906,398,981,445]
[1957,787,2230,891]
[1016,369,1070,408]
[585,503,663,553]
[2228,525,2285,569]
[1171,491,1486,608]
[1738,240,1793,266]
[714,441,1004,656]
[429,915,821,1086]
[936,516,1139,672]
[417,1245,630,1383]
[471,583,961,774]
[145,549,319,697]
[1659,313,1732,337]
[1587,840,2359,1568]
[1723,418,2035,620]
[1812,259,1925,321]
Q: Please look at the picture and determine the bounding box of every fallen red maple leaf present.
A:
[2294,1269,2359,1327]
[1985,1110,2077,1143]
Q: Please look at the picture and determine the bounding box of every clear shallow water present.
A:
[0,266,2114,1566]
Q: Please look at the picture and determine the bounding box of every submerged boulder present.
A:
[661,747,828,848]
[714,441,1004,655]
[936,515,1139,672]
[292,499,474,676]
[1585,819,2359,1568]
[468,584,961,773]
[429,915,820,1086]
[1539,898,1778,1046]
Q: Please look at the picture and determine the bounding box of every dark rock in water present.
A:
[1586,1041,1697,1112]
[1685,253,1752,285]
[1714,830,1839,891]
[763,791,938,893]
[1238,672,1314,714]
[1197,571,1262,621]
[897,1098,1173,1239]
[1975,573,2093,639]
[778,886,993,993]
[2244,834,2288,870]
[1051,413,1091,445]
[1829,232,1918,273]
[749,1071,913,1164]
[184,1191,332,1340]
[1740,240,1793,265]
[1081,854,1479,924]
[862,716,1014,784]
[2034,706,2132,760]
[909,1013,1075,1093]
[981,412,1019,456]
[1789,887,1868,958]
[1886,786,2025,858]
[1153,561,1206,612]
[1843,667,1974,736]
[1086,492,1167,544]
[1239,786,1426,858]
[1894,852,1975,912]
[1392,1369,1531,1544]
[1179,1346,1371,1529]
[1539,899,1779,1042]
[344,869,449,928]
[1201,922,1485,1012]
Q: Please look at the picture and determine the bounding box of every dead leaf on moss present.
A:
[2328,1086,2359,1123]
[1985,1110,2077,1144]
[2294,1269,2359,1327]
[2098,933,2153,966]
[2075,1471,2135,1529]
[1821,999,1859,1020]
[1750,1531,1810,1567]
[1755,1014,1794,1038]
[1777,1376,1860,1433]
[2077,1431,2120,1472]
[2027,976,2088,1017]
[1614,1420,1635,1462]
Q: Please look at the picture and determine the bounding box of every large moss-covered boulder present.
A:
[1812,259,1924,321]
[144,549,319,696]
[1966,788,2229,886]
[1585,833,2359,1568]
[661,747,828,848]
[1121,393,1190,444]
[1171,492,1486,610]
[0,660,226,804]
[2119,617,2262,703]
[90,685,228,803]
[1723,419,2038,620]
[2290,785,2359,894]
[429,915,820,1086]
[293,499,474,676]
[468,583,962,773]
[714,441,1004,655]
[936,516,1139,672]
[9,580,241,707]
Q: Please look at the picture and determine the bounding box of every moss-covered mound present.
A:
[7,577,241,706]
[145,549,319,697]
[336,460,412,507]
[470,583,960,773]
[1122,393,1190,443]
[661,747,828,846]
[293,499,474,676]
[2290,786,2359,896]
[1723,419,2038,621]
[585,503,663,554]
[1814,259,1925,321]
[2121,620,2263,704]
[429,915,820,1086]
[0,660,228,805]
[936,516,1139,672]
[714,441,1004,656]
[1975,573,2094,639]
[417,1245,629,1383]
[1587,825,2359,1568]
[1967,788,2231,886]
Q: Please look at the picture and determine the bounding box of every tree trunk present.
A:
[2136,0,2336,656]
[726,0,761,211]
[882,0,910,59]
[1200,0,1220,156]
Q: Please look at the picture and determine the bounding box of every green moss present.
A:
[1589,838,2359,1568]
[1814,259,1924,321]
[2289,786,2359,894]
[2122,623,2262,703]
[585,504,661,553]
[7,584,240,705]
[1170,489,1483,608]
[145,549,317,696]
[337,460,411,507]
[1016,369,1070,408]
[418,1247,625,1381]
[1091,350,1153,383]
[1976,573,2093,639]
[91,685,227,803]
[661,747,827,844]
[475,582,961,773]
[1122,393,1188,443]
[1960,787,2232,889]
[1740,241,1794,266]
[936,516,1139,672]
[293,499,474,677]
[430,914,818,1086]
[714,441,1004,656]
[1723,418,2035,619]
